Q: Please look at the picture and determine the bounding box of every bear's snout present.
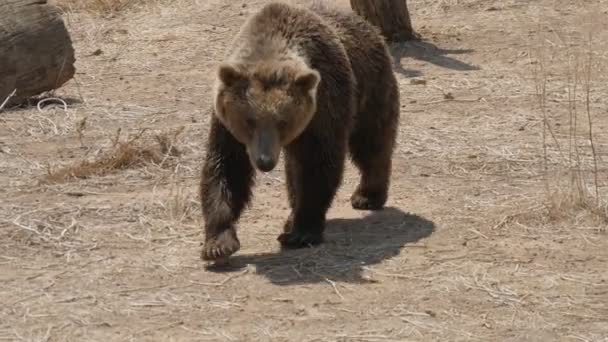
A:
[255,154,277,172]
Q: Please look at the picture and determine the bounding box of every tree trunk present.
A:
[0,0,76,106]
[350,0,417,42]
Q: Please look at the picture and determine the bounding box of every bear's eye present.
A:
[245,117,256,128]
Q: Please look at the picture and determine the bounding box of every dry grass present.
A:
[533,24,608,223]
[44,127,182,184]
[52,0,147,15]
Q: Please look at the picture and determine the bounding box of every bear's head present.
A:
[213,61,321,172]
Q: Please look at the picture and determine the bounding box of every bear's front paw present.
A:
[351,189,387,211]
[201,229,240,262]
[277,230,323,249]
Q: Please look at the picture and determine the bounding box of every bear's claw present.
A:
[277,230,323,249]
[201,229,240,261]
[351,189,387,211]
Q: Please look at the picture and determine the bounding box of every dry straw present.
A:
[533,25,607,222]
[52,0,145,15]
[44,127,183,183]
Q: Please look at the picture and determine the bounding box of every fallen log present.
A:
[0,0,76,106]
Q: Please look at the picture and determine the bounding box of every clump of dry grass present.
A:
[52,0,145,15]
[44,127,182,184]
[544,183,607,224]
[533,25,607,223]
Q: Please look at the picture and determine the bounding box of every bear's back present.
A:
[227,3,345,67]
[309,4,395,108]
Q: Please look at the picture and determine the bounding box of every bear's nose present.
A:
[256,155,276,172]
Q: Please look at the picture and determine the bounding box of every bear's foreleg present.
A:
[279,135,346,248]
[200,117,255,261]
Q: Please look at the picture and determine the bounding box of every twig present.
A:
[468,228,489,239]
[0,89,17,112]
[362,267,425,280]
[311,270,344,300]
[10,293,44,306]
[151,232,199,242]
[583,32,600,203]
[422,97,481,105]
[55,295,95,304]
[190,269,248,287]
[78,256,114,268]
[324,277,344,300]
[6,219,43,237]
[492,215,512,230]
[132,321,184,337]
[130,302,166,307]
[113,284,168,294]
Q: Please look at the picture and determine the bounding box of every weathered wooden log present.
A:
[0,0,76,106]
[350,0,418,42]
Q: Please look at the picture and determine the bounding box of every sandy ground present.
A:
[1,0,608,341]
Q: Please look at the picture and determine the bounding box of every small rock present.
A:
[410,78,427,85]
[425,310,437,317]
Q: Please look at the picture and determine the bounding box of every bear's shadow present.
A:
[215,207,435,285]
[390,40,480,77]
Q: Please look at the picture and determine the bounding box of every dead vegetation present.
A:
[533,24,608,224]
[51,0,147,15]
[44,127,183,184]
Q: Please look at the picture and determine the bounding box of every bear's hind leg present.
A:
[350,148,393,210]
[349,93,398,210]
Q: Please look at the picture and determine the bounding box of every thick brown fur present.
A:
[200,2,399,262]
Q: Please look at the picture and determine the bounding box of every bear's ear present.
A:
[218,63,245,88]
[294,70,320,94]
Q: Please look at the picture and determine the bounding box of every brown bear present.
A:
[200,2,399,262]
